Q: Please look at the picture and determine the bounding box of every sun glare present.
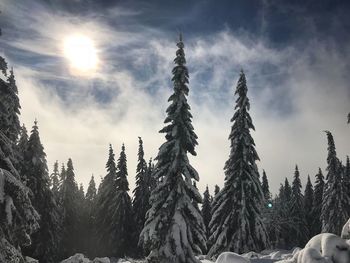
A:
[63,34,98,74]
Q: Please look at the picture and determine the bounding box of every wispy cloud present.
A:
[1,0,349,194]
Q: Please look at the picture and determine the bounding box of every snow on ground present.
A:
[59,233,350,263]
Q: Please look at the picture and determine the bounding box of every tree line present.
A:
[1,30,349,263]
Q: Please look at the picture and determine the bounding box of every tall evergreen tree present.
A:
[133,137,150,255]
[304,175,314,240]
[201,186,212,240]
[85,175,97,257]
[0,49,39,262]
[147,158,156,192]
[192,181,200,211]
[0,68,21,142]
[140,34,206,263]
[312,168,324,236]
[261,170,271,201]
[321,131,349,234]
[208,71,269,256]
[22,121,60,263]
[214,185,220,196]
[113,144,135,257]
[15,124,28,179]
[95,145,118,256]
[284,178,292,202]
[60,158,79,259]
[290,165,307,246]
[343,156,350,214]
[50,161,60,200]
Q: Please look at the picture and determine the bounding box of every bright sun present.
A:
[63,35,98,74]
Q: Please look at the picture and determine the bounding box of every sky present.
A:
[0,0,349,195]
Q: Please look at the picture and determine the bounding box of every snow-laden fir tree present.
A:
[321,131,350,235]
[304,175,314,240]
[147,158,157,192]
[76,183,88,254]
[201,186,212,240]
[278,178,294,248]
[0,68,21,142]
[261,170,271,201]
[60,158,79,259]
[214,185,220,196]
[15,124,28,179]
[58,163,66,200]
[96,144,135,257]
[85,175,97,257]
[343,156,350,213]
[133,137,151,254]
[192,181,200,211]
[140,34,206,263]
[283,178,292,203]
[95,145,118,256]
[312,168,324,236]
[208,71,269,257]
[290,165,307,246]
[0,52,39,262]
[50,161,60,201]
[113,144,135,257]
[22,121,61,263]
[263,184,288,249]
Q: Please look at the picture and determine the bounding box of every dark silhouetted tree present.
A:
[208,71,269,257]
[140,34,206,263]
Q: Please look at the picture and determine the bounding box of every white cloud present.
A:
[2,0,350,196]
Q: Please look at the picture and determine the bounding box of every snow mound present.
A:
[341,218,350,239]
[275,233,350,263]
[25,256,39,263]
[242,251,260,259]
[93,258,110,263]
[215,252,250,263]
[61,253,91,263]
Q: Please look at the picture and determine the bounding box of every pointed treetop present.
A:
[179,32,183,42]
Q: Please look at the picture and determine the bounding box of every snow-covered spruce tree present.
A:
[290,165,307,246]
[214,185,220,196]
[192,181,200,211]
[208,71,269,257]
[0,54,39,262]
[76,183,88,254]
[113,144,135,257]
[343,156,350,213]
[261,170,271,201]
[133,137,151,255]
[147,158,157,192]
[15,124,28,179]
[140,34,206,263]
[85,175,97,258]
[284,178,292,201]
[50,161,60,201]
[22,121,61,263]
[60,158,79,259]
[95,145,118,256]
[58,163,66,201]
[260,170,273,248]
[304,175,314,240]
[201,186,212,240]
[321,131,350,235]
[0,68,21,143]
[312,168,324,236]
[96,144,135,257]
